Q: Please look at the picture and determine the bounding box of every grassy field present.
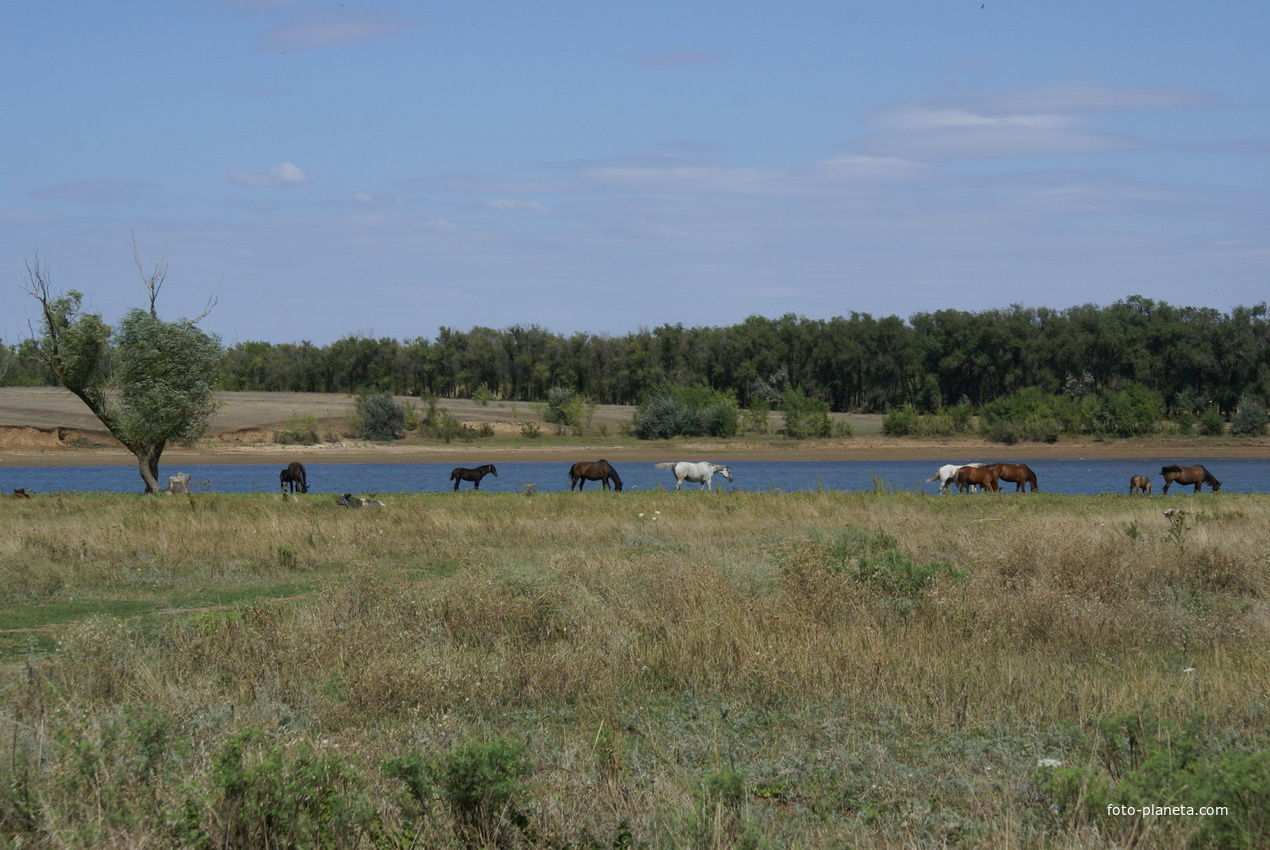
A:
[1,489,1267,848]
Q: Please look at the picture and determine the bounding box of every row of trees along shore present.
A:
[4,296,1269,421]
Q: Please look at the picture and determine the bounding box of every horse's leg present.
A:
[454,478,460,492]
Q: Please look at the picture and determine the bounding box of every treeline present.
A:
[4,296,1268,416]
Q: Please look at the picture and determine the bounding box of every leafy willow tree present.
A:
[24,249,222,493]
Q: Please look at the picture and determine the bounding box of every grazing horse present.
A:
[655,461,733,491]
[450,464,498,491]
[11,488,30,500]
[570,460,623,491]
[927,463,984,495]
[279,461,308,494]
[987,463,1039,492]
[1161,464,1221,494]
[954,465,999,493]
[1129,474,1152,495]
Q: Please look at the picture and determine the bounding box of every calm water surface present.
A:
[4,459,1268,496]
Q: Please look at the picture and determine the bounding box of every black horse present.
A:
[280,461,308,494]
[450,464,498,491]
[570,460,623,491]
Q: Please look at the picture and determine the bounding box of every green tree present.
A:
[24,250,222,493]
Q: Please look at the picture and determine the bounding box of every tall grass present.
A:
[2,491,1267,847]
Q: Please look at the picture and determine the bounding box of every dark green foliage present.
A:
[1231,396,1267,436]
[780,387,831,438]
[384,737,533,847]
[633,383,739,439]
[355,391,406,441]
[1035,712,1269,848]
[826,528,966,599]
[1199,405,1227,436]
[212,728,375,849]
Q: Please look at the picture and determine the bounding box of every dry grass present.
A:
[2,491,1268,847]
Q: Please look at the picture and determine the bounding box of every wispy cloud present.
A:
[857,85,1210,160]
[638,51,720,68]
[30,180,147,205]
[228,162,310,189]
[487,199,551,214]
[255,9,419,51]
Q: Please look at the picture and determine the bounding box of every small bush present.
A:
[1035,712,1270,848]
[355,391,406,441]
[388,737,533,848]
[1231,396,1267,436]
[1199,405,1226,436]
[275,412,320,445]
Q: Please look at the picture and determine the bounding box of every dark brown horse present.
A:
[954,465,999,493]
[1161,464,1221,494]
[987,462,1038,492]
[12,488,30,500]
[570,460,623,491]
[279,461,308,494]
[450,464,497,491]
[1129,474,1152,495]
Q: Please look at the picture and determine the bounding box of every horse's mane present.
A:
[1161,465,1182,474]
[1204,468,1220,484]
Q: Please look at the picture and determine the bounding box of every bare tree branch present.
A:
[131,234,167,318]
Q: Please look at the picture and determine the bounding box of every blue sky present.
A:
[2,0,1266,346]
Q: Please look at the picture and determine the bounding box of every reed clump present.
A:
[1,491,1267,847]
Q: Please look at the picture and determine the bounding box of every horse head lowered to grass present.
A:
[570,460,622,491]
[1161,464,1221,494]
[654,461,733,491]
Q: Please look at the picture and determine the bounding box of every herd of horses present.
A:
[274,459,732,497]
[3,461,1228,500]
[927,462,1221,495]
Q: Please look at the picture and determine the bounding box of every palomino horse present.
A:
[954,465,999,493]
[1161,464,1221,494]
[279,461,308,494]
[570,460,623,491]
[987,463,1038,492]
[655,461,733,491]
[1129,474,1152,495]
[450,464,497,491]
[927,463,984,495]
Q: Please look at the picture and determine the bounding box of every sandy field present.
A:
[2,386,1267,466]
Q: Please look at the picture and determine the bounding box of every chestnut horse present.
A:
[954,465,999,493]
[279,461,308,494]
[570,460,623,491]
[1129,474,1152,495]
[987,462,1038,492]
[450,464,498,491]
[1161,464,1221,494]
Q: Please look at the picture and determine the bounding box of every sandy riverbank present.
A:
[2,386,1267,466]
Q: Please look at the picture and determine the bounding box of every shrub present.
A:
[1199,405,1226,436]
[881,405,919,437]
[1231,396,1267,436]
[1035,712,1270,848]
[633,383,739,439]
[212,728,375,849]
[275,412,320,445]
[385,738,533,847]
[780,388,831,439]
[355,391,406,441]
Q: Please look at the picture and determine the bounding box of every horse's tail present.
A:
[654,462,675,469]
[925,475,940,482]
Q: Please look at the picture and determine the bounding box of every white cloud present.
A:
[487,199,551,214]
[229,162,310,189]
[858,85,1209,160]
[638,51,720,68]
[256,10,418,51]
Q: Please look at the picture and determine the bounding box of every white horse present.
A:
[655,461,733,491]
[927,463,984,495]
